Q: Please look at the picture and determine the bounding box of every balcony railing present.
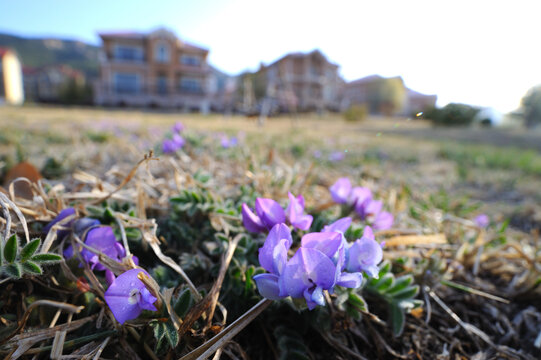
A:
[96,83,207,97]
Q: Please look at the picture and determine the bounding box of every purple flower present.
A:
[241,204,266,233]
[172,133,185,148]
[104,269,158,324]
[253,224,292,300]
[474,214,489,228]
[43,208,76,238]
[64,226,125,271]
[220,135,238,148]
[329,151,345,162]
[72,218,100,237]
[286,192,313,231]
[172,122,184,133]
[282,247,337,309]
[329,178,351,204]
[372,211,393,231]
[162,139,178,154]
[351,187,372,214]
[258,224,292,275]
[322,217,352,234]
[242,198,286,233]
[346,226,382,278]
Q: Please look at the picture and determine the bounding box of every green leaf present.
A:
[5,263,22,278]
[389,302,405,336]
[391,285,419,300]
[174,288,193,318]
[348,292,367,312]
[151,321,166,343]
[164,320,179,348]
[21,238,41,261]
[4,234,18,263]
[387,275,414,295]
[22,261,42,275]
[31,253,63,263]
[374,273,395,291]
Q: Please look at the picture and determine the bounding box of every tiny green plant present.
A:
[0,235,62,278]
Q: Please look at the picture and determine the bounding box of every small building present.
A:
[94,28,211,112]
[0,47,24,105]
[23,64,86,103]
[343,75,437,116]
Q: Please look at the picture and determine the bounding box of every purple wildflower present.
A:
[241,198,286,233]
[172,121,184,133]
[43,208,76,238]
[172,133,185,148]
[329,178,352,204]
[162,139,178,154]
[322,217,352,234]
[372,211,394,230]
[474,214,489,228]
[64,226,125,271]
[282,247,337,309]
[346,226,382,278]
[329,151,345,162]
[241,204,266,233]
[104,269,158,324]
[253,224,292,300]
[286,192,313,231]
[351,187,372,214]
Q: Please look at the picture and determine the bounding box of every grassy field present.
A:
[0,105,540,359]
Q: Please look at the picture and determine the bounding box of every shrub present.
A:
[424,103,480,126]
[343,104,368,122]
[521,85,541,128]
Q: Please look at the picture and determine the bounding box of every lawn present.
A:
[0,105,540,359]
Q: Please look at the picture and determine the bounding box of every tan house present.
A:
[0,48,24,105]
[94,28,210,112]
[344,75,436,116]
[242,50,343,113]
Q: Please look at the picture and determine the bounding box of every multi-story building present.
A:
[242,50,343,113]
[94,28,210,112]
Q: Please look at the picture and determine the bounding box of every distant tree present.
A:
[343,104,368,122]
[521,85,541,128]
[424,103,479,126]
[58,79,93,105]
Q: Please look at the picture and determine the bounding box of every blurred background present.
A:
[0,0,540,128]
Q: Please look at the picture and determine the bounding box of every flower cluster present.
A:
[162,121,186,154]
[242,193,313,233]
[44,209,155,324]
[329,177,393,230]
[253,219,383,309]
[220,134,238,148]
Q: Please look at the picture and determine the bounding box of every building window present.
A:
[155,42,170,63]
[157,76,167,95]
[114,45,143,62]
[180,77,202,93]
[113,72,139,94]
[180,55,201,66]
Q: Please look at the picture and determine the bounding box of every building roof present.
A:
[97,29,208,53]
[406,87,437,98]
[267,49,339,68]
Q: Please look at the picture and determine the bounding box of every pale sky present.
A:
[1,0,540,112]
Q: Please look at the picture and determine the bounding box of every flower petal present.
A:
[43,207,76,237]
[336,272,363,288]
[322,217,352,234]
[255,198,286,229]
[253,273,284,300]
[282,247,336,298]
[241,203,266,233]
[372,211,393,230]
[329,178,352,204]
[258,223,292,274]
[301,231,342,258]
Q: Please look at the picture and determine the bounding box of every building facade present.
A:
[94,28,210,111]
[344,75,437,116]
[241,50,343,113]
[0,47,24,105]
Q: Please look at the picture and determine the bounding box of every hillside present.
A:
[0,32,99,78]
